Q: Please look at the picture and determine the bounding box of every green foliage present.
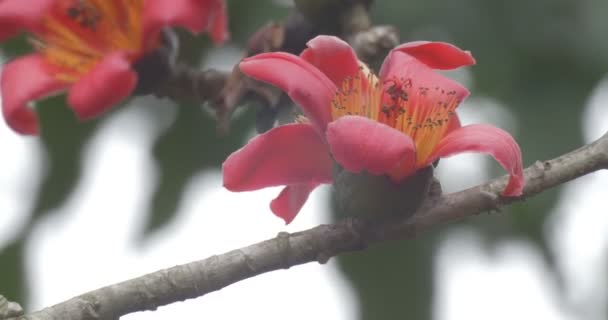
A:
[333,165,433,221]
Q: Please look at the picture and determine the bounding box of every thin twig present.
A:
[19,132,608,320]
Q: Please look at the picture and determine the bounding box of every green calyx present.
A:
[332,164,435,222]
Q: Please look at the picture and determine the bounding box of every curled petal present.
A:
[326,115,417,177]
[391,41,476,70]
[301,35,360,86]
[427,124,525,196]
[1,54,68,135]
[67,52,137,120]
[240,52,335,133]
[222,123,333,192]
[0,0,53,40]
[270,183,319,224]
[143,0,228,43]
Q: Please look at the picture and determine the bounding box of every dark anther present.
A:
[67,7,81,19]
[66,3,101,31]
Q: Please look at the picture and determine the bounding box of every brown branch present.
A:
[151,1,398,134]
[0,295,23,319]
[18,132,608,320]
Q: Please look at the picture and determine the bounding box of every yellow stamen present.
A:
[330,63,460,170]
[35,0,145,83]
[331,64,382,120]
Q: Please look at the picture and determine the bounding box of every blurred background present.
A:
[1,0,608,319]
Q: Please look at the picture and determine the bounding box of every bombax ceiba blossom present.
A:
[223,35,525,224]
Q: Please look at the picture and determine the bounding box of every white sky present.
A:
[0,67,607,319]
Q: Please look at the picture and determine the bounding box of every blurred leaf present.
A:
[33,96,100,217]
[0,241,25,306]
[142,104,255,238]
[338,239,436,320]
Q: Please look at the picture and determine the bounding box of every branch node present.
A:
[240,249,260,274]
[0,295,23,320]
[78,296,102,320]
[481,189,499,201]
[186,263,202,296]
[275,232,292,269]
[480,189,503,213]
[530,160,548,178]
[316,252,332,265]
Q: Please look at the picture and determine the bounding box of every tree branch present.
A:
[17,132,608,320]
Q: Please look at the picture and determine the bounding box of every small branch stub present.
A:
[0,295,24,320]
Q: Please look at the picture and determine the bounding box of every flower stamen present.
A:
[34,0,145,82]
[330,67,461,167]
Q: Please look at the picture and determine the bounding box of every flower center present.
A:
[331,65,461,167]
[32,0,145,82]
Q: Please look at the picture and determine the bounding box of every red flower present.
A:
[223,35,525,224]
[0,0,228,135]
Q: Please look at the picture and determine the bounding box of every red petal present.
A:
[427,124,525,196]
[300,35,360,86]
[67,52,136,120]
[239,52,335,133]
[326,115,417,176]
[143,0,228,43]
[447,114,461,134]
[0,0,53,40]
[378,49,470,111]
[391,41,476,70]
[270,183,319,224]
[222,123,333,191]
[1,54,68,135]
[206,0,229,44]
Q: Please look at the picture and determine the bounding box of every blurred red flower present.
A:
[0,0,228,134]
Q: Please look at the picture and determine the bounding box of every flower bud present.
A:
[332,164,434,221]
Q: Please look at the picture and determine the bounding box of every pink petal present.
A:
[1,54,68,135]
[447,114,461,134]
[427,124,525,196]
[378,49,470,111]
[0,0,53,40]
[206,0,229,44]
[143,0,228,43]
[300,35,360,86]
[326,115,417,177]
[239,52,335,133]
[391,41,476,70]
[270,183,319,224]
[222,123,333,192]
[67,52,136,120]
